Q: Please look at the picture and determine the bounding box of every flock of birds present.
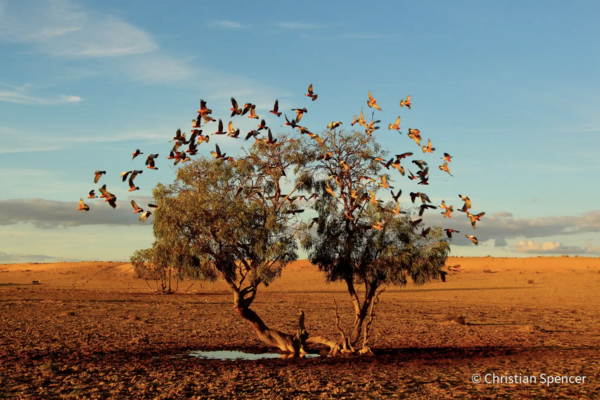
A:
[75,84,484,245]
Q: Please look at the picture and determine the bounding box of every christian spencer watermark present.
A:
[471,373,587,386]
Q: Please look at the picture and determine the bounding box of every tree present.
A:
[139,135,317,353]
[298,128,451,352]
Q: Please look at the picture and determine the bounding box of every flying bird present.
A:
[76,198,89,212]
[131,149,143,160]
[419,203,437,216]
[211,144,226,159]
[367,91,382,111]
[128,170,143,192]
[270,99,282,117]
[388,116,401,131]
[146,154,159,170]
[214,119,226,135]
[230,97,243,117]
[466,235,478,245]
[93,171,106,184]
[421,227,431,238]
[87,190,97,199]
[139,211,152,222]
[444,228,460,238]
[327,121,343,129]
[400,95,411,109]
[467,212,485,229]
[422,138,435,154]
[458,194,471,212]
[439,162,453,176]
[391,189,402,202]
[197,99,212,116]
[410,192,431,204]
[131,200,144,214]
[305,84,318,101]
[442,153,453,162]
[248,105,259,119]
[257,119,268,131]
[407,129,421,146]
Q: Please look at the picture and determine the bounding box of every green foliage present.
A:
[299,129,451,288]
[135,136,311,292]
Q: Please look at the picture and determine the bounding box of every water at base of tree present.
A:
[189,350,322,361]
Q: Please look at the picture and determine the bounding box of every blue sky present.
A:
[1,0,599,263]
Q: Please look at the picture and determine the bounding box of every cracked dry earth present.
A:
[1,257,600,399]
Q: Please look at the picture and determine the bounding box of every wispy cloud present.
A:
[211,20,243,29]
[0,0,192,84]
[0,90,82,105]
[299,32,387,41]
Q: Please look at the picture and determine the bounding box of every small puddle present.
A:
[189,350,322,361]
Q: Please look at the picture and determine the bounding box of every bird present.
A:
[171,129,186,143]
[327,121,343,129]
[245,130,260,141]
[441,153,453,162]
[257,119,268,131]
[407,129,421,146]
[139,211,152,222]
[466,235,478,245]
[121,171,133,182]
[444,229,459,238]
[197,99,212,116]
[282,114,297,128]
[379,175,393,189]
[372,221,383,230]
[214,119,226,135]
[458,194,471,212]
[439,162,453,176]
[131,200,144,214]
[270,99,282,117]
[391,160,405,175]
[76,198,89,212]
[317,152,333,160]
[410,218,422,228]
[227,121,238,136]
[391,189,402,202]
[265,129,277,145]
[357,108,367,127]
[93,171,106,184]
[396,152,413,161]
[248,105,259,119]
[442,206,454,218]
[230,97,242,117]
[305,84,318,101]
[211,144,226,159]
[391,201,406,216]
[407,169,418,181]
[412,160,428,170]
[367,91,382,111]
[292,108,307,122]
[146,154,159,170]
[421,227,431,238]
[128,170,143,192]
[467,212,485,229]
[419,203,437,216]
[98,186,117,208]
[388,116,401,131]
[241,103,253,116]
[400,95,411,109]
[351,115,359,126]
[422,138,435,154]
[131,149,143,160]
[148,203,158,208]
[87,190,97,199]
[410,192,431,204]
[440,270,448,282]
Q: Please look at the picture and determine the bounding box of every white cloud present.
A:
[514,240,599,255]
[0,1,156,57]
[0,90,83,105]
[211,20,243,29]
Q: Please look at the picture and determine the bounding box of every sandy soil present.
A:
[1,257,599,399]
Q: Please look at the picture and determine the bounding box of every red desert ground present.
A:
[1,257,599,399]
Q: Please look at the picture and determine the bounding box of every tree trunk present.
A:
[347,280,379,346]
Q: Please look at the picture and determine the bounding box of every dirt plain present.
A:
[1,256,600,399]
